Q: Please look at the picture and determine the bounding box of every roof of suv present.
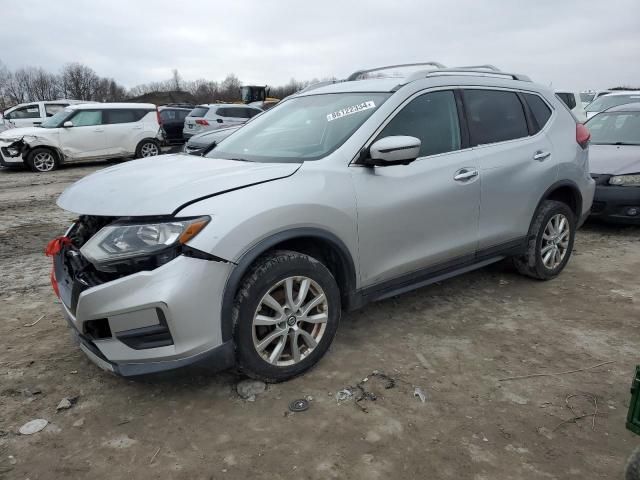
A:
[197,103,260,109]
[296,62,538,97]
[69,102,156,110]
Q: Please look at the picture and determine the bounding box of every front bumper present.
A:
[590,182,640,224]
[55,253,236,376]
[0,140,26,167]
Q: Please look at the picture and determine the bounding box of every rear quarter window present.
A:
[556,92,576,110]
[523,93,552,132]
[189,107,209,117]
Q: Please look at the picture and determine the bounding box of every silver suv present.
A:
[52,63,595,381]
[183,104,262,139]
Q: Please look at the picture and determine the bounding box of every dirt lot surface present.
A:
[1,161,639,479]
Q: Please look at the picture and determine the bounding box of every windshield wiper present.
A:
[228,157,253,162]
[613,142,640,146]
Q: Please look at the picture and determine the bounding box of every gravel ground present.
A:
[0,160,639,480]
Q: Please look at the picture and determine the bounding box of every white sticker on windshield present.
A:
[327,101,376,122]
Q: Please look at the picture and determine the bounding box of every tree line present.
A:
[0,61,330,110]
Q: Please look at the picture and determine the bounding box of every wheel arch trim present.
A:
[219,227,357,342]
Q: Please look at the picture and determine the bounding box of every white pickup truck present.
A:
[2,100,84,130]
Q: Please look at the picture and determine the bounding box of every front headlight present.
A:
[80,216,209,265]
[609,174,640,187]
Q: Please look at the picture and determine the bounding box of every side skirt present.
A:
[348,237,526,309]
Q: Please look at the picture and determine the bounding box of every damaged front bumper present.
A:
[53,244,236,376]
[0,138,28,167]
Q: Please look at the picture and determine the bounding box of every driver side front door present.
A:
[350,89,481,292]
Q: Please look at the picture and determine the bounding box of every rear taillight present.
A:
[576,123,590,149]
[195,119,209,126]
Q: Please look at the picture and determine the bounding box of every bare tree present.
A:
[171,69,183,91]
[60,63,100,100]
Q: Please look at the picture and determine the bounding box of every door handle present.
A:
[533,150,551,161]
[453,168,479,182]
[132,126,143,130]
[94,128,104,132]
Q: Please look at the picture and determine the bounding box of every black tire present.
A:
[513,200,576,280]
[232,250,341,382]
[26,147,59,173]
[626,446,640,480]
[135,139,160,158]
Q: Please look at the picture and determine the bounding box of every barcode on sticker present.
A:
[327,101,376,122]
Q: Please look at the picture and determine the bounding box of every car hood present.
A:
[188,126,240,147]
[57,154,301,216]
[0,126,51,140]
[590,144,640,175]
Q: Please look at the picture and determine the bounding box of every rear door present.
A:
[102,109,149,156]
[350,89,481,287]
[463,88,556,251]
[59,109,107,159]
[160,109,181,141]
[224,107,250,127]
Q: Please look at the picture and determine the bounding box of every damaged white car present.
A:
[0,103,163,172]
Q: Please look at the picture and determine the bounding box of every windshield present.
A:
[207,92,391,163]
[586,111,640,145]
[585,94,640,113]
[41,108,73,128]
[580,92,595,104]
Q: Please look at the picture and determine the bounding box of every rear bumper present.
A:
[590,184,640,224]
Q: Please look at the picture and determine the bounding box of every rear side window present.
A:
[160,109,178,121]
[463,89,529,145]
[189,107,209,117]
[523,93,552,132]
[247,108,261,118]
[105,109,137,124]
[556,92,576,110]
[215,108,230,117]
[45,104,67,117]
[377,90,461,157]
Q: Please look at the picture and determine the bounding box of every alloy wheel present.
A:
[541,213,570,269]
[252,276,329,367]
[32,152,55,172]
[140,142,159,157]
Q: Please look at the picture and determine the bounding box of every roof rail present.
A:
[347,62,446,81]
[456,64,501,72]
[403,67,531,84]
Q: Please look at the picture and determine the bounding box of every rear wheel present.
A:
[27,147,59,173]
[513,200,576,280]
[232,250,341,382]
[135,139,160,158]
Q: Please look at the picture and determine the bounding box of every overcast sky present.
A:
[1,0,639,90]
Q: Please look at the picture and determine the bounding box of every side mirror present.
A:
[63,121,73,128]
[365,136,421,166]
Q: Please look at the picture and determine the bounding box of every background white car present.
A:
[2,99,84,129]
[183,103,262,139]
[555,90,587,122]
[0,103,162,172]
[585,91,640,119]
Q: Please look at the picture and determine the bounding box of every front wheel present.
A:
[27,147,59,173]
[135,139,160,158]
[232,250,341,382]
[513,200,576,280]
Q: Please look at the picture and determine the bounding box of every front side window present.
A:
[209,92,390,163]
[7,105,40,119]
[41,108,73,128]
[464,89,529,145]
[586,111,640,145]
[70,110,102,127]
[376,90,461,157]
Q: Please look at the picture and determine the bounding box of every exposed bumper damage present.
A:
[49,215,236,376]
[0,137,30,166]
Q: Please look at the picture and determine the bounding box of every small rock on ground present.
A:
[236,379,266,400]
